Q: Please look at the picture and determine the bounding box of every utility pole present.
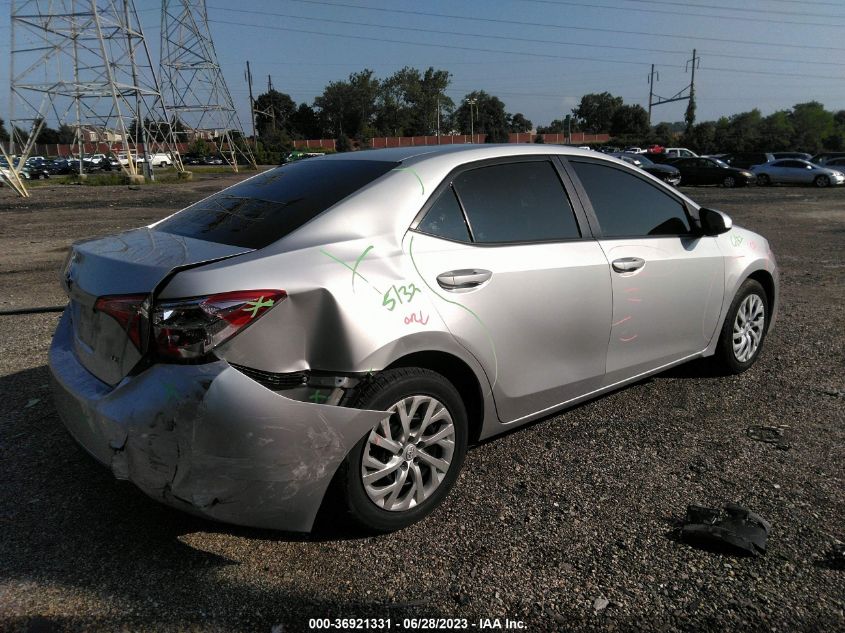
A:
[246,61,257,146]
[647,50,700,124]
[647,64,659,126]
[466,97,477,143]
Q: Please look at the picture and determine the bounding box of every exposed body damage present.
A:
[50,310,387,532]
[50,144,780,533]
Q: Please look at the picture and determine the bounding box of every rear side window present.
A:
[571,161,691,238]
[156,159,398,248]
[451,161,580,243]
[418,186,471,242]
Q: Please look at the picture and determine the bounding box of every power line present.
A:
[208,6,845,70]
[207,18,845,82]
[274,0,845,54]
[606,0,845,20]
[600,0,845,18]
[519,0,845,28]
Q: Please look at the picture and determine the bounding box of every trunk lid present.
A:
[62,228,252,386]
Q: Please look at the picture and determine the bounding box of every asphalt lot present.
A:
[0,175,843,632]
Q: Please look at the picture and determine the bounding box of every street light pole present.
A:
[465,97,477,143]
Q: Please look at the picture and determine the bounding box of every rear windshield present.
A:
[156,159,398,248]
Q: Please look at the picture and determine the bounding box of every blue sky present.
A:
[3,0,845,132]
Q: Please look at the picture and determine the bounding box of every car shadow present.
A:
[2,365,452,630]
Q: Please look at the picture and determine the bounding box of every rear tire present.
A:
[337,368,468,533]
[815,175,830,188]
[712,279,769,374]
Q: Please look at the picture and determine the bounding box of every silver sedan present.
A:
[752,159,845,187]
[50,145,778,533]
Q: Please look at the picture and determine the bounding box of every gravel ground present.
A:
[0,178,843,633]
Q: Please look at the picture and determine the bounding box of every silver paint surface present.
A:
[49,145,779,531]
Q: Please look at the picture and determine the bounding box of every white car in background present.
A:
[664,147,699,159]
[752,159,845,187]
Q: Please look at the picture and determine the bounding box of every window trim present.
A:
[559,156,701,240]
[409,155,595,247]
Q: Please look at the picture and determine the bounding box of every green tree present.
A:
[790,101,834,152]
[758,110,793,151]
[0,118,8,143]
[289,103,321,139]
[572,92,623,133]
[682,121,717,154]
[335,132,352,153]
[610,104,649,137]
[187,138,211,156]
[454,90,510,142]
[509,112,532,133]
[724,109,763,152]
[684,94,696,132]
[254,90,297,137]
[652,122,675,144]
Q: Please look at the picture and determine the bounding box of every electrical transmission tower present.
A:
[160,0,256,171]
[5,0,184,196]
[647,50,700,126]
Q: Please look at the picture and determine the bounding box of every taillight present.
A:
[152,290,286,360]
[94,294,147,350]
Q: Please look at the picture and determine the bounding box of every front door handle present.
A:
[612,257,646,273]
[436,269,492,291]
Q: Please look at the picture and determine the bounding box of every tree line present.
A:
[561,91,845,155]
[3,73,843,159]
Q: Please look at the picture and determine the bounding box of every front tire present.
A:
[723,175,737,188]
[338,368,468,532]
[713,279,769,374]
[815,175,830,188]
[757,173,770,186]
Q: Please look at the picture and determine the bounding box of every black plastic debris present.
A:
[746,425,791,450]
[681,503,771,556]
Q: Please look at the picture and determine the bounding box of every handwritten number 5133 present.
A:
[382,283,421,311]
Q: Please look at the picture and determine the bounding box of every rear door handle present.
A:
[612,257,646,273]
[436,269,492,291]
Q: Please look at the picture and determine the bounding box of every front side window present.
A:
[570,161,691,238]
[451,161,581,243]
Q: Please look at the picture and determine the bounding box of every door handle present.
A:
[612,257,645,273]
[436,269,492,291]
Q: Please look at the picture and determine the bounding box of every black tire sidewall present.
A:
[816,175,829,187]
[341,368,468,532]
[715,279,769,374]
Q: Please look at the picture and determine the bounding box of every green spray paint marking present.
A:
[242,296,275,318]
[309,389,328,404]
[320,247,382,295]
[730,234,744,247]
[393,167,425,195]
[408,234,498,391]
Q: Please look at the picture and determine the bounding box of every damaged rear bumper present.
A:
[49,309,387,533]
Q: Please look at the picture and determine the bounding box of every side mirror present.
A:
[699,207,732,235]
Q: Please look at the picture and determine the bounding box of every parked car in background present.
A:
[752,159,844,187]
[721,152,775,169]
[822,157,845,171]
[49,145,778,533]
[810,152,845,166]
[772,152,811,161]
[611,152,681,186]
[669,157,756,187]
[624,146,647,154]
[664,147,698,159]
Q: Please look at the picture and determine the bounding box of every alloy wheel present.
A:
[361,395,455,511]
[815,175,829,188]
[724,176,736,188]
[732,294,765,362]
